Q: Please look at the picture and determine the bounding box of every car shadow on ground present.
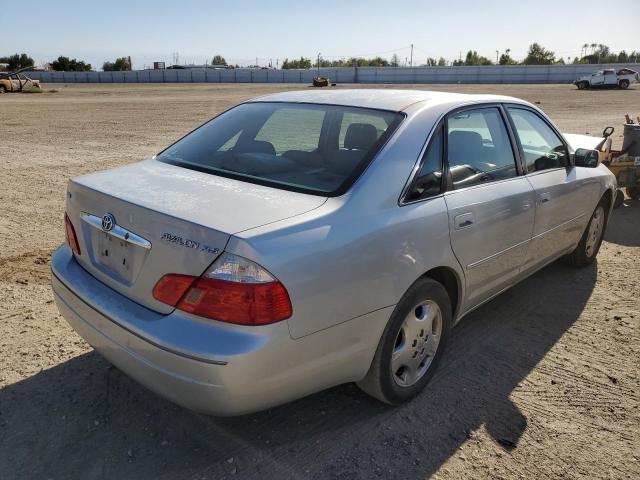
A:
[4,203,638,479]
[604,198,640,247]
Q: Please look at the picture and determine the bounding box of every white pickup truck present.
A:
[574,68,639,90]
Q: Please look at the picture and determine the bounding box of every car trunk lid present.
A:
[65,159,327,313]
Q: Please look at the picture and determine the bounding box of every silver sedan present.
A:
[52,90,616,415]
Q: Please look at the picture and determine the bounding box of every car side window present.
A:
[508,108,568,173]
[446,107,518,189]
[405,125,443,202]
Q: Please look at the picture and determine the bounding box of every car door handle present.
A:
[454,212,475,229]
[537,193,551,204]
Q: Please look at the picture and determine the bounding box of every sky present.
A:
[1,0,639,69]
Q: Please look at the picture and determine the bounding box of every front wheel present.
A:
[619,79,630,89]
[564,198,608,267]
[357,278,451,405]
[576,81,587,90]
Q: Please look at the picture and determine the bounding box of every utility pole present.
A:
[256,57,258,67]
[496,50,499,64]
[276,58,279,69]
[317,52,321,74]
[410,43,413,67]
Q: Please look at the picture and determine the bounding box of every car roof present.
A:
[248,89,521,112]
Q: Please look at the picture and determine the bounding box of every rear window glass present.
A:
[157,102,403,196]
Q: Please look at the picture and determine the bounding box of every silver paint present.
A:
[52,90,617,415]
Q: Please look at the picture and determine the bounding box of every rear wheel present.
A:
[0,85,5,94]
[577,81,588,90]
[357,278,451,404]
[619,79,630,89]
[564,197,609,267]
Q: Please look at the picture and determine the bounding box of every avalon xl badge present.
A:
[101,213,115,232]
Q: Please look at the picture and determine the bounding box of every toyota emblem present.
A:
[101,213,115,232]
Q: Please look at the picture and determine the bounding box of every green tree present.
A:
[51,56,92,71]
[368,56,389,67]
[581,43,589,58]
[464,50,492,66]
[499,49,516,65]
[523,43,555,65]
[103,57,132,71]
[390,54,400,67]
[0,53,35,70]
[437,57,447,66]
[211,55,226,65]
[281,57,311,69]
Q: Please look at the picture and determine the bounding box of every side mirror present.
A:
[602,126,614,138]
[574,148,600,168]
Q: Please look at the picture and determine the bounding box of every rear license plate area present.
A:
[96,233,135,282]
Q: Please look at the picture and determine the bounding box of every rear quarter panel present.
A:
[229,102,466,339]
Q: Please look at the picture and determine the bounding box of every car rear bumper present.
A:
[51,245,389,415]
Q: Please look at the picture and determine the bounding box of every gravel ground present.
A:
[0,83,638,480]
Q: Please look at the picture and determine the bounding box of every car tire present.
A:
[577,81,587,90]
[357,277,452,405]
[627,186,640,200]
[614,189,625,208]
[564,196,609,267]
[619,80,630,89]
[0,85,5,94]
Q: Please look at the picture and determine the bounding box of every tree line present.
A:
[0,53,133,72]
[282,44,640,68]
[2,44,639,72]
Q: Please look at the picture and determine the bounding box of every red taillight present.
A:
[177,277,292,325]
[153,256,293,326]
[152,274,195,306]
[65,213,81,255]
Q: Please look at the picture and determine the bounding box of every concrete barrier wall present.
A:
[26,64,640,84]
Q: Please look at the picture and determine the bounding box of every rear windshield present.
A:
[156,102,403,196]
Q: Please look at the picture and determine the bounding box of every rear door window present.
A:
[446,107,518,189]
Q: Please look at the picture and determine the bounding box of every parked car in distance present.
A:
[574,68,639,89]
[0,69,41,93]
[52,90,617,415]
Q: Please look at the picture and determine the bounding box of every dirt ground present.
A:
[0,83,639,480]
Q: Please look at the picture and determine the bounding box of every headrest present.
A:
[234,140,276,156]
[344,123,378,150]
[448,130,483,152]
